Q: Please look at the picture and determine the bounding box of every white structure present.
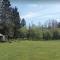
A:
[0,34,7,41]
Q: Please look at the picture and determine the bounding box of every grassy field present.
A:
[0,40,60,60]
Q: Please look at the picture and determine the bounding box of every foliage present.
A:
[19,26,28,38]
[52,29,60,40]
[0,0,21,38]
[21,18,26,27]
[43,31,52,40]
[27,25,42,40]
[18,20,60,40]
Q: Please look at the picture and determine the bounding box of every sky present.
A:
[10,0,60,26]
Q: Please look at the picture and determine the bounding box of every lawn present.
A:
[0,40,60,60]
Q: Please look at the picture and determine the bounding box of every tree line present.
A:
[18,19,60,40]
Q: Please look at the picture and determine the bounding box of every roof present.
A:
[0,33,4,36]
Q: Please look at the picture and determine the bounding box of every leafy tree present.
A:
[52,30,60,40]
[21,18,26,27]
[27,24,42,40]
[57,22,60,28]
[43,31,52,40]
[19,26,28,39]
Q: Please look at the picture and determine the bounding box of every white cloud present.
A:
[30,4,38,7]
[21,12,37,19]
[20,3,60,26]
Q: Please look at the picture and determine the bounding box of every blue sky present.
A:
[10,0,60,26]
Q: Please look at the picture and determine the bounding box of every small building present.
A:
[0,34,7,41]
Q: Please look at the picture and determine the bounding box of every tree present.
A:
[21,18,26,27]
[1,0,21,38]
[19,26,28,39]
[57,22,60,28]
[52,30,60,40]
[43,31,52,40]
[27,23,42,40]
[12,7,21,38]
[51,19,58,29]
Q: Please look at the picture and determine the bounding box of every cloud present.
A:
[10,1,60,25]
[29,4,38,7]
[20,4,60,25]
[21,12,37,19]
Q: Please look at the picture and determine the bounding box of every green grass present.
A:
[0,40,60,60]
